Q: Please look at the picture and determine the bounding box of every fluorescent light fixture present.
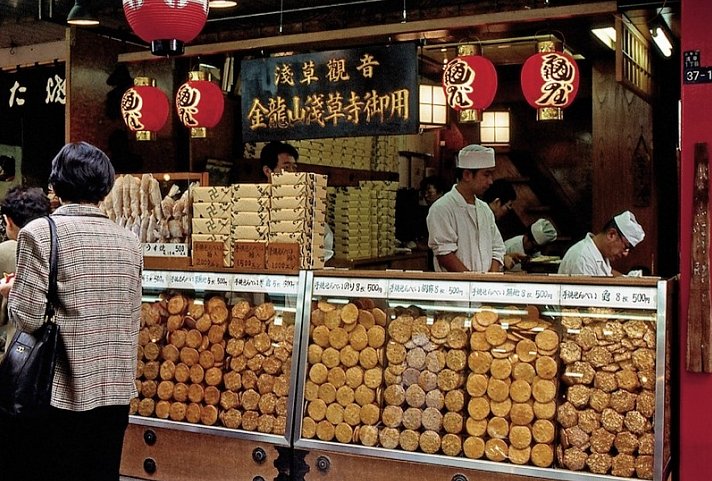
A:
[591,27,616,50]
[650,26,673,57]
[419,84,447,126]
[67,0,99,26]
[209,0,237,8]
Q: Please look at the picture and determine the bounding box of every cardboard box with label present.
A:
[192,218,230,235]
[191,186,232,203]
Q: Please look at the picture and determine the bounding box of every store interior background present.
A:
[6,1,711,478]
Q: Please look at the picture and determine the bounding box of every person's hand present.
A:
[0,274,15,298]
[504,253,528,271]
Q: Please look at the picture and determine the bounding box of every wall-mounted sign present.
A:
[0,64,66,111]
[684,50,712,84]
[241,43,418,141]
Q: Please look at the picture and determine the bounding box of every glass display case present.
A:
[294,271,672,481]
[121,269,306,481]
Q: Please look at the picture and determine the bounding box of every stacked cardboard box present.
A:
[359,180,398,257]
[332,186,372,259]
[270,172,328,269]
[191,186,233,267]
[373,135,400,173]
[231,184,271,263]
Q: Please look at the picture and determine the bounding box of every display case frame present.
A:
[131,268,307,448]
[293,270,672,481]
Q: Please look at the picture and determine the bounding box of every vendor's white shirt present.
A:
[505,235,525,255]
[427,185,505,272]
[557,233,612,276]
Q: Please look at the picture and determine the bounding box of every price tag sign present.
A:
[232,274,299,295]
[560,285,657,310]
[234,242,266,270]
[168,272,196,290]
[142,270,169,289]
[193,272,233,292]
[266,243,300,270]
[470,282,560,305]
[313,277,388,298]
[388,279,469,301]
[192,241,225,268]
[143,243,189,257]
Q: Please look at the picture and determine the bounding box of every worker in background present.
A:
[259,141,334,262]
[504,218,558,271]
[427,144,505,272]
[558,210,644,276]
[482,178,517,221]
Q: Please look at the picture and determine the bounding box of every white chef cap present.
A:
[456,144,495,169]
[613,210,645,247]
[531,218,558,246]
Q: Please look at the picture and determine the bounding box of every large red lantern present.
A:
[122,0,209,56]
[442,44,498,123]
[121,77,170,141]
[521,41,580,120]
[176,71,225,138]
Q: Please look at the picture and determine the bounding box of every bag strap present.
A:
[45,216,59,320]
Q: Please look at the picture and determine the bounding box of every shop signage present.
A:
[470,282,560,305]
[683,50,712,84]
[143,243,189,257]
[192,240,225,268]
[313,277,388,298]
[266,243,300,270]
[241,43,418,141]
[559,285,657,310]
[233,241,266,269]
[388,279,469,302]
[0,63,66,112]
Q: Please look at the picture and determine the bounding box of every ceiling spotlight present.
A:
[67,0,99,26]
[209,0,237,8]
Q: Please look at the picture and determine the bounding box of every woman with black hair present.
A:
[0,142,143,481]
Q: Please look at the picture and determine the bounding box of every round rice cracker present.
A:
[463,436,485,459]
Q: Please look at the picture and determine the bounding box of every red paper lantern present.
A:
[521,48,580,120]
[442,54,498,122]
[122,0,209,56]
[121,77,170,141]
[176,71,225,138]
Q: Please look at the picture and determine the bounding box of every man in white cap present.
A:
[558,210,645,276]
[504,218,558,270]
[427,144,505,272]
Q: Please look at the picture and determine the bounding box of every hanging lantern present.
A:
[521,40,580,120]
[121,77,170,141]
[442,44,498,123]
[176,71,225,138]
[122,0,209,56]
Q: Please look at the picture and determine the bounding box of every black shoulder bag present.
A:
[0,216,60,417]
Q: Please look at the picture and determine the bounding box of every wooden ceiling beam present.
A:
[118,1,616,62]
[0,40,67,69]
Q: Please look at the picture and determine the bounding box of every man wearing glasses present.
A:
[558,210,645,276]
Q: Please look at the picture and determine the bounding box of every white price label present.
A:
[470,282,560,305]
[142,270,169,289]
[143,243,189,257]
[560,285,657,310]
[193,272,233,292]
[233,274,299,295]
[388,279,469,301]
[168,272,196,290]
[313,277,388,298]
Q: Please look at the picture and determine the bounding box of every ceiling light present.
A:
[67,0,99,26]
[650,26,673,57]
[209,0,237,8]
[591,27,616,50]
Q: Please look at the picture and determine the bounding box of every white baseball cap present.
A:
[456,144,495,169]
[531,218,558,245]
[614,210,645,247]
